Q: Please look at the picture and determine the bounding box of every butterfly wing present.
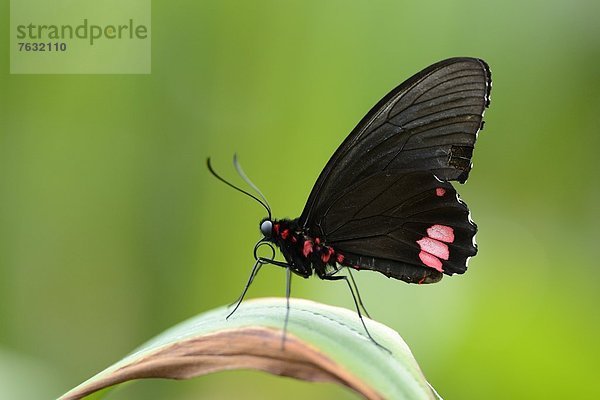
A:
[298,57,491,282]
[321,171,476,283]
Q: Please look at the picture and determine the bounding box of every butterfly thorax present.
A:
[267,218,346,279]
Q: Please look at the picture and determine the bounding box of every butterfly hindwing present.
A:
[319,171,476,283]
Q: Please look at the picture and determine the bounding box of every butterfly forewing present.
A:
[299,57,490,283]
[300,58,491,227]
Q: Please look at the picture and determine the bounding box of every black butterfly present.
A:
[209,57,491,343]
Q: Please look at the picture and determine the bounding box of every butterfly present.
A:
[209,57,491,343]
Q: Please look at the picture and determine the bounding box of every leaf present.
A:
[59,298,440,400]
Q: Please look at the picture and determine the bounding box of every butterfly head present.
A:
[260,218,273,238]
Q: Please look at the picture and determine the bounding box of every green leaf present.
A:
[59,298,440,400]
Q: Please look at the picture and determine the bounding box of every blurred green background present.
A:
[1,0,599,399]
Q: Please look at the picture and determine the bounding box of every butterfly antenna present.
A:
[207,157,272,219]
[233,154,272,219]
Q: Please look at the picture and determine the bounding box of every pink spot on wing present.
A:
[419,251,443,271]
[417,237,449,260]
[436,188,446,197]
[281,229,289,240]
[427,224,455,243]
[302,240,313,257]
[336,253,345,263]
[274,224,280,235]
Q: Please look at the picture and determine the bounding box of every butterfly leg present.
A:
[346,269,373,319]
[228,246,298,318]
[229,240,291,313]
[251,256,295,350]
[257,257,291,268]
[282,266,292,350]
[322,267,373,319]
[321,274,390,353]
[227,260,265,308]
[227,258,265,319]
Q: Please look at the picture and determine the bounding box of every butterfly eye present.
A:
[260,219,273,237]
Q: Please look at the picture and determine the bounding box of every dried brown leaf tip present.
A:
[60,326,382,400]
